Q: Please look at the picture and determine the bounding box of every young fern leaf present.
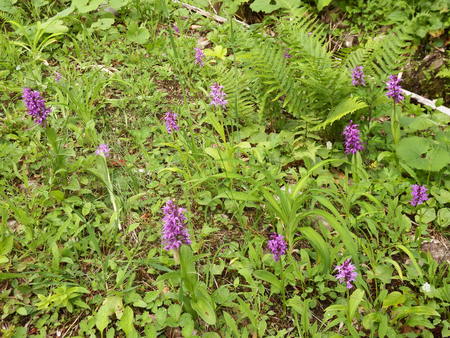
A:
[313,97,367,131]
[219,68,254,120]
[244,42,304,118]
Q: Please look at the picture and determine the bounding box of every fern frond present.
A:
[243,42,304,118]
[339,27,412,82]
[219,67,255,120]
[312,96,367,131]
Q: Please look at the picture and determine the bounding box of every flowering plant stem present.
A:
[89,155,121,230]
[391,102,401,148]
[279,259,287,315]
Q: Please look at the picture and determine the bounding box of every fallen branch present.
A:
[171,0,250,27]
[401,88,450,117]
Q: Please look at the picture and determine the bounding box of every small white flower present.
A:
[326,141,332,150]
[421,282,432,293]
[16,65,21,70]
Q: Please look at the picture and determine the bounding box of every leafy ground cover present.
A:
[0,1,449,337]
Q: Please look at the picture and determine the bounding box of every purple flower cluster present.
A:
[283,48,292,59]
[267,233,287,261]
[164,112,179,134]
[95,144,110,157]
[410,184,429,206]
[173,24,180,34]
[343,120,364,154]
[351,66,365,86]
[162,200,191,251]
[194,48,205,67]
[335,258,357,289]
[386,75,404,103]
[22,88,51,125]
[54,72,62,82]
[209,83,227,107]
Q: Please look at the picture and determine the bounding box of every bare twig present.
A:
[401,88,450,117]
[171,0,250,27]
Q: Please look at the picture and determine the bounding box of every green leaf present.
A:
[253,270,282,292]
[118,307,138,338]
[223,311,240,336]
[437,208,450,228]
[393,305,439,321]
[277,0,300,10]
[16,307,27,316]
[73,0,103,13]
[91,18,115,30]
[313,97,367,130]
[396,244,423,278]
[192,286,216,325]
[179,245,197,294]
[204,45,227,60]
[397,136,450,172]
[382,291,406,308]
[416,208,436,223]
[110,0,129,9]
[0,236,13,256]
[95,296,123,333]
[41,19,68,34]
[303,208,358,264]
[127,22,150,44]
[299,227,331,273]
[348,289,364,320]
[316,0,332,11]
[250,0,281,13]
[0,272,23,280]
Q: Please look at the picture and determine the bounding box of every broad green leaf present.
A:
[317,0,332,10]
[397,136,450,171]
[110,0,129,9]
[204,45,227,60]
[0,272,23,280]
[393,305,439,320]
[214,191,259,202]
[250,0,281,13]
[91,18,115,30]
[73,0,103,13]
[253,270,282,291]
[348,289,364,320]
[0,236,13,256]
[179,245,197,294]
[437,208,450,227]
[95,296,123,332]
[118,307,138,338]
[302,208,358,264]
[396,244,423,278]
[223,311,240,336]
[382,291,406,308]
[299,227,331,273]
[127,22,150,44]
[192,286,216,325]
[41,19,68,33]
[277,0,300,10]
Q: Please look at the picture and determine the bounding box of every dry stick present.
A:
[401,88,450,117]
[171,0,250,27]
[173,1,450,117]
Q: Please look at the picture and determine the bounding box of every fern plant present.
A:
[228,8,413,138]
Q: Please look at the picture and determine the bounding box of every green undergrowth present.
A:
[0,1,449,337]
